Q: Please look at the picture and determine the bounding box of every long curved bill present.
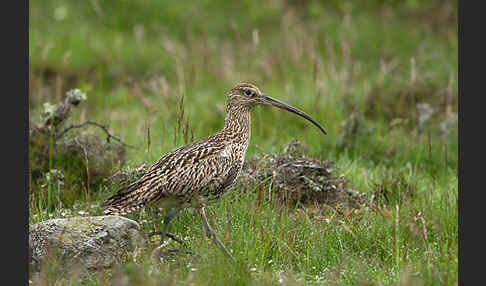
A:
[260,94,327,135]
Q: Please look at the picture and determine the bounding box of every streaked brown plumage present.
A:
[102,83,326,259]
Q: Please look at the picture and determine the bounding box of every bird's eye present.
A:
[244,90,253,96]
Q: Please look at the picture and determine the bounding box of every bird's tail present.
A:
[101,181,150,215]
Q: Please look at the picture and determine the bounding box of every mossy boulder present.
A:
[29,216,145,275]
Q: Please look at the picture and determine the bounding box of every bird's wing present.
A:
[102,136,236,215]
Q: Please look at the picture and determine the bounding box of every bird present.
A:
[101,83,327,260]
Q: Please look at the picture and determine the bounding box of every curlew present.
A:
[101,83,326,260]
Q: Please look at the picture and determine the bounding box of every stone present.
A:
[29,215,145,274]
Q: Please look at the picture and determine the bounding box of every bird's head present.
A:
[228,82,327,135]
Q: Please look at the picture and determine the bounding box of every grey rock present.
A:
[439,112,458,136]
[416,102,435,132]
[29,215,145,274]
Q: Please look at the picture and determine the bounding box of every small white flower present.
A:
[43,102,57,118]
[65,88,87,105]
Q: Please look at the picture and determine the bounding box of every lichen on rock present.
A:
[29,215,145,276]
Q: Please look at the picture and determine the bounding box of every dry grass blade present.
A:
[75,137,90,194]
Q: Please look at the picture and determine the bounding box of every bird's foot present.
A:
[150,239,193,263]
[149,231,192,263]
[150,237,173,264]
[148,230,185,245]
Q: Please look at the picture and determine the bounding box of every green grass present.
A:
[29,0,457,285]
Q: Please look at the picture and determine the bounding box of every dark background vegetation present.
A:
[29,0,457,285]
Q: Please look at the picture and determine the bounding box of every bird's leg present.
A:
[160,205,184,244]
[200,211,212,239]
[151,205,186,263]
[198,206,235,261]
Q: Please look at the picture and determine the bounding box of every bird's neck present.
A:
[221,104,251,145]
